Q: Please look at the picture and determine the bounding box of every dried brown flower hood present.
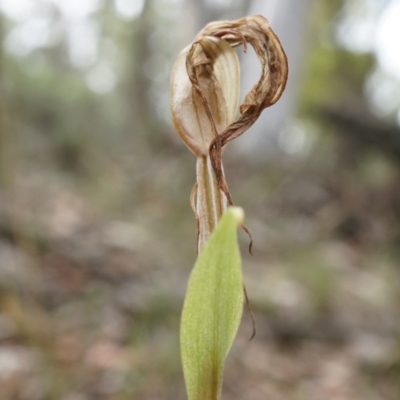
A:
[171,14,288,250]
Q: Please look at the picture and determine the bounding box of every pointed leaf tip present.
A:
[228,206,244,225]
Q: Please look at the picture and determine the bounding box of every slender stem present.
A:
[196,155,227,252]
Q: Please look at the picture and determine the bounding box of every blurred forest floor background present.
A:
[1,0,400,399]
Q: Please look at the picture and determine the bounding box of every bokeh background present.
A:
[1,0,400,399]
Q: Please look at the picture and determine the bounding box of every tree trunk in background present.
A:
[129,0,161,151]
[0,14,16,188]
[233,0,312,162]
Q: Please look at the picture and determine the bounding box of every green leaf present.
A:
[180,207,244,400]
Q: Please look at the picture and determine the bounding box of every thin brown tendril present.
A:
[243,283,256,340]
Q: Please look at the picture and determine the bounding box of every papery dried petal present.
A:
[170,37,240,156]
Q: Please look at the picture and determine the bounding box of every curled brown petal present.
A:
[196,15,288,133]
[191,14,288,148]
